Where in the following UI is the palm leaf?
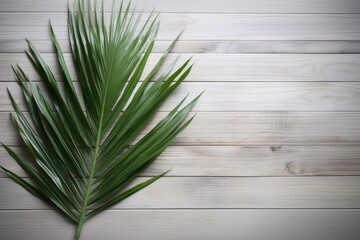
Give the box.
[1,0,201,239]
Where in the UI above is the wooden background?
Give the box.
[1,0,360,239]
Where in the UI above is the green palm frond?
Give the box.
[0,0,200,238]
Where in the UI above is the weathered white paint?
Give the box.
[1,0,360,239]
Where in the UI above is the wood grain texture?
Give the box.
[1,0,360,13]
[1,209,360,240]
[2,53,360,82]
[1,112,360,146]
[2,82,360,111]
[2,40,360,54]
[1,13,360,40]
[2,0,360,238]
[1,176,360,209]
[2,146,360,177]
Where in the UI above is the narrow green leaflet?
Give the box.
[0,0,200,239]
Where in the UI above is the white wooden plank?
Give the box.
[10,111,360,145]
[1,176,360,209]
[2,0,360,13]
[2,82,360,111]
[1,210,360,240]
[2,146,360,177]
[2,112,360,146]
[1,13,360,40]
[2,53,360,82]
[2,40,360,54]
